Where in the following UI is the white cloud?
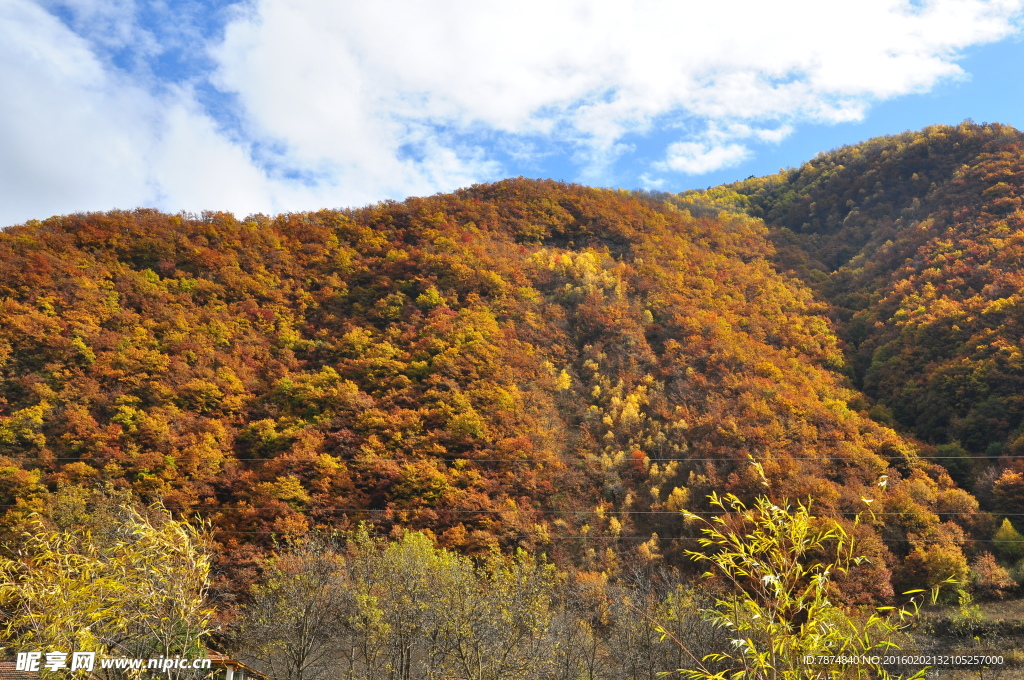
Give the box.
[651,122,795,175]
[37,0,142,52]
[638,173,667,190]
[205,0,1024,198]
[1,0,1022,225]
[0,0,151,219]
[658,142,751,175]
[0,0,362,223]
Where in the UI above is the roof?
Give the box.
[205,651,267,679]
[0,662,39,680]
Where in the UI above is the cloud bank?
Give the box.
[2,0,1022,224]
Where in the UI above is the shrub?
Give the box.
[668,487,950,680]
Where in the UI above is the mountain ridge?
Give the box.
[4,126,1021,598]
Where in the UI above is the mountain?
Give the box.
[0,177,967,597]
[703,122,1024,515]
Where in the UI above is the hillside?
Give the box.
[0,178,964,596]
[709,122,1024,516]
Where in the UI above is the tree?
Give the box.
[354,531,471,680]
[671,489,950,680]
[992,518,1024,561]
[238,539,352,680]
[236,529,565,680]
[969,552,1015,600]
[0,501,213,677]
[441,549,558,680]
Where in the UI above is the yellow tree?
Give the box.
[0,502,213,671]
[673,489,951,680]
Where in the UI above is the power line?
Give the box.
[198,528,1024,545]
[0,505,1011,517]
[3,455,1015,462]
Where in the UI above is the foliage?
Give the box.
[0,179,956,597]
[237,528,718,680]
[968,552,1016,599]
[992,518,1024,561]
[239,538,350,680]
[948,590,983,638]
[3,128,1021,675]
[718,123,1024,464]
[0,498,213,674]
[675,488,949,680]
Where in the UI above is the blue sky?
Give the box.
[3,0,1024,226]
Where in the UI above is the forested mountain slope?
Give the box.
[712,122,1024,514]
[0,179,963,595]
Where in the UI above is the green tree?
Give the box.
[672,490,949,680]
[992,518,1024,561]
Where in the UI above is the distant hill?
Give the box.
[693,123,1024,518]
[0,176,978,597]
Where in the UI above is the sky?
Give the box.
[3,0,1024,226]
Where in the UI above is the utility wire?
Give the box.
[4,455,1014,462]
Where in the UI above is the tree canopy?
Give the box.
[0,178,972,597]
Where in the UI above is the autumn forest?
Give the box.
[4,122,1024,678]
